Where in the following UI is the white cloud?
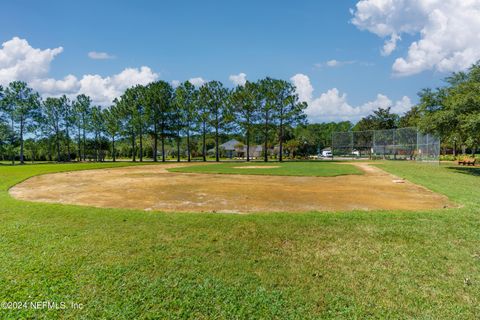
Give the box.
[0,37,159,105]
[188,77,206,87]
[171,80,180,88]
[88,51,115,60]
[381,33,400,56]
[290,74,313,102]
[290,73,412,122]
[392,95,413,114]
[358,94,412,114]
[30,75,80,96]
[109,66,157,92]
[351,0,480,76]
[0,37,63,85]
[77,66,158,105]
[33,66,158,105]
[315,60,356,68]
[326,60,340,67]
[229,72,247,86]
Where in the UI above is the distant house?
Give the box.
[219,139,242,158]
[219,139,263,159]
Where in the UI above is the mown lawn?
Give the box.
[0,161,479,319]
[168,161,362,177]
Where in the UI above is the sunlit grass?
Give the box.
[0,161,479,319]
[168,161,362,177]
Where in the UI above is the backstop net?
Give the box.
[331,127,440,163]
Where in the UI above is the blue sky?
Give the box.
[1,0,478,122]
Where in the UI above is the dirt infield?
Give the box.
[9,163,452,213]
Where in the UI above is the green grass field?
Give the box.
[168,161,362,177]
[0,161,479,319]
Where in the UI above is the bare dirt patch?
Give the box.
[233,166,280,169]
[9,163,452,213]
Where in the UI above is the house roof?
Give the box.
[220,139,242,151]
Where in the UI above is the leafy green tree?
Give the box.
[200,81,232,162]
[0,121,16,162]
[441,66,480,154]
[145,81,173,162]
[174,81,197,162]
[257,77,279,162]
[103,105,122,161]
[354,107,399,131]
[275,80,307,162]
[284,139,300,159]
[4,81,40,164]
[0,111,10,160]
[315,122,352,149]
[399,106,421,128]
[0,86,6,159]
[171,104,183,162]
[91,106,105,161]
[42,97,64,161]
[24,138,40,163]
[230,81,260,161]
[60,95,74,161]
[462,113,480,155]
[416,88,450,132]
[73,94,92,161]
[116,90,138,161]
[197,86,211,162]
[133,85,148,162]
[415,67,477,155]
[293,122,352,156]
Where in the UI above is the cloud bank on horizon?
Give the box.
[0,37,158,105]
[351,0,480,76]
[290,74,412,123]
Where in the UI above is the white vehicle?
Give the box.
[322,150,333,158]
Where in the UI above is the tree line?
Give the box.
[415,63,480,155]
[1,64,478,164]
[351,63,480,156]
[0,78,307,164]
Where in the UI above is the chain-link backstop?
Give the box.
[331,127,440,163]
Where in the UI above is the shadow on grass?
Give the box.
[448,166,480,176]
